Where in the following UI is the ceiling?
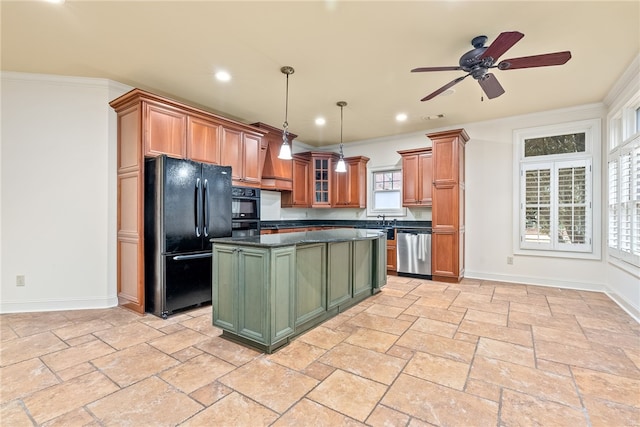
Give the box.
[2,1,638,147]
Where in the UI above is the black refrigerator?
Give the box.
[144,155,232,318]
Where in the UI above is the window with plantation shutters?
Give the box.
[523,166,551,246]
[515,119,600,258]
[608,159,619,249]
[608,134,640,267]
[520,160,591,252]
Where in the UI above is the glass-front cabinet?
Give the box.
[310,152,337,207]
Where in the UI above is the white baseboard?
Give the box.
[465,270,639,322]
[0,296,119,314]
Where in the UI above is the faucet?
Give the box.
[377,214,385,225]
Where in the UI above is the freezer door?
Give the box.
[202,164,232,243]
[146,252,213,318]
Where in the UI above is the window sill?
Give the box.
[514,248,601,261]
[608,256,640,277]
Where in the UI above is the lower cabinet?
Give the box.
[296,243,327,326]
[353,240,373,298]
[327,242,352,309]
[212,236,383,353]
[212,245,295,352]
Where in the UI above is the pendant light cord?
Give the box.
[283,72,289,131]
[340,103,343,148]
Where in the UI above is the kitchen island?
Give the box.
[211,229,387,353]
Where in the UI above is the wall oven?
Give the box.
[231,186,261,237]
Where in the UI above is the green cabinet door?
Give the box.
[237,247,270,343]
[270,246,296,343]
[295,243,326,325]
[327,241,352,309]
[353,239,373,298]
[212,244,295,351]
[212,245,238,332]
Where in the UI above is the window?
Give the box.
[514,119,600,258]
[367,166,406,216]
[608,85,640,268]
[608,135,640,266]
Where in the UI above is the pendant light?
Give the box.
[335,101,347,173]
[278,66,295,160]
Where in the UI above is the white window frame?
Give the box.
[513,119,601,260]
[608,88,640,269]
[367,165,407,217]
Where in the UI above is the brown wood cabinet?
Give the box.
[398,147,432,206]
[187,116,222,164]
[144,102,187,158]
[220,128,263,187]
[109,88,265,314]
[429,129,469,283]
[283,152,369,209]
[309,152,337,208]
[333,156,369,208]
[281,154,311,207]
[387,231,397,272]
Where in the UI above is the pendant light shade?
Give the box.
[335,101,347,173]
[278,66,295,160]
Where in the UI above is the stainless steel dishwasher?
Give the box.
[396,228,432,279]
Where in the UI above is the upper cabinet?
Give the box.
[220,127,264,187]
[187,115,222,164]
[144,102,187,158]
[398,147,433,207]
[309,152,338,208]
[252,122,297,191]
[282,152,368,209]
[281,154,311,207]
[332,156,369,208]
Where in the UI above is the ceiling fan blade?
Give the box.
[421,75,469,101]
[479,31,524,62]
[498,51,572,70]
[411,66,462,73]
[478,73,505,99]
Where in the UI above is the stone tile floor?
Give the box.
[1,276,639,426]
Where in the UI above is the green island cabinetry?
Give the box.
[212,229,386,353]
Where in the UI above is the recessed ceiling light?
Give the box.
[315,117,326,126]
[395,113,408,122]
[214,71,231,82]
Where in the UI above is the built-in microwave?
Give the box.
[231,187,260,220]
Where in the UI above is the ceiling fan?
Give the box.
[411,31,571,101]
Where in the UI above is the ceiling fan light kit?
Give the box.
[412,31,572,101]
[278,66,295,160]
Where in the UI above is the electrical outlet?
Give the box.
[507,256,513,265]
[16,275,25,286]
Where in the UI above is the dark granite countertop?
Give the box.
[211,228,385,248]
[260,219,431,230]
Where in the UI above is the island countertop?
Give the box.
[211,228,385,248]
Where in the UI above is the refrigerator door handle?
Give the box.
[172,253,212,261]
[195,178,202,237]
[203,179,209,237]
